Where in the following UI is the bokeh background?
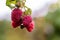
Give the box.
[0,0,60,40]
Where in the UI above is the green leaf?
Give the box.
[6,0,26,9]
[24,6,32,15]
[6,0,16,9]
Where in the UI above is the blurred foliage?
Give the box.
[45,1,60,40]
[0,18,47,40]
[46,8,60,35]
[0,21,7,40]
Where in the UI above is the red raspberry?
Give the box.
[12,20,22,28]
[26,21,34,32]
[12,21,18,28]
[23,15,32,27]
[11,8,23,22]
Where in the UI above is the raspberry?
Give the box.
[26,21,34,32]
[22,15,34,32]
[12,20,22,28]
[11,8,23,22]
[12,21,18,28]
[23,15,32,27]
[12,18,23,28]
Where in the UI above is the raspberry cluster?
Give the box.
[11,8,34,32]
[6,0,34,32]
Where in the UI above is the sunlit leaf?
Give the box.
[24,6,32,15]
[6,0,16,9]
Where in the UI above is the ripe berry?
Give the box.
[11,8,23,22]
[12,20,22,28]
[11,8,23,28]
[12,21,19,28]
[23,15,32,27]
[26,21,34,32]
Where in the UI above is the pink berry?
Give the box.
[23,15,32,27]
[26,21,34,32]
[12,20,22,28]
[11,8,23,22]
